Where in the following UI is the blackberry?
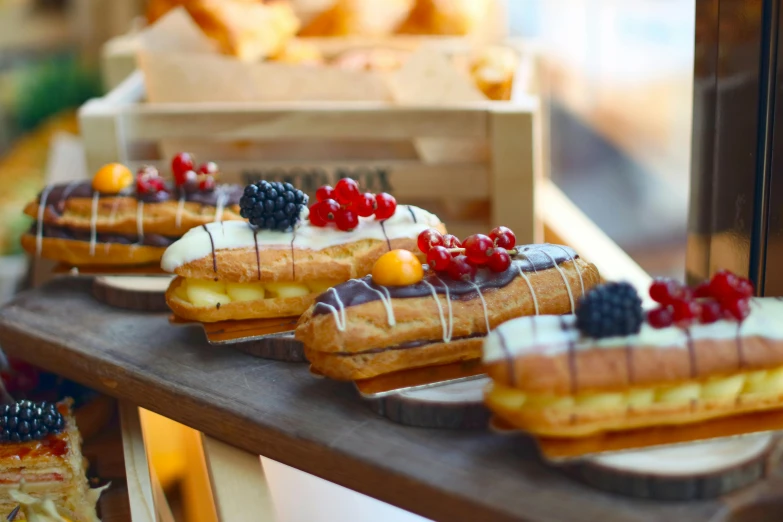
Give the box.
[0,401,64,443]
[576,282,644,339]
[239,181,308,232]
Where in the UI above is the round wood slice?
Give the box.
[368,377,491,429]
[568,434,775,501]
[231,335,306,363]
[91,276,172,312]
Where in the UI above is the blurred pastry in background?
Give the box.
[299,0,414,37]
[331,47,410,71]
[270,39,325,65]
[469,45,517,101]
[147,0,300,61]
[398,0,492,35]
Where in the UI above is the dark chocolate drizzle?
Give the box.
[406,205,417,223]
[685,328,697,378]
[313,244,578,315]
[560,316,578,394]
[625,342,635,385]
[290,229,297,279]
[33,223,177,248]
[379,220,392,251]
[203,225,217,273]
[253,229,262,280]
[36,181,243,215]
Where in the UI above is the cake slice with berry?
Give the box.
[295,227,600,380]
[482,273,783,438]
[162,178,445,322]
[0,399,102,521]
[21,152,244,267]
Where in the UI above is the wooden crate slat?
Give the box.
[119,402,157,522]
[201,434,275,522]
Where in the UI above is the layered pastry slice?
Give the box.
[296,225,600,380]
[163,178,445,322]
[0,399,102,522]
[21,153,244,267]
[483,272,783,438]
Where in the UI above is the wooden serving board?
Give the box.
[3,280,783,522]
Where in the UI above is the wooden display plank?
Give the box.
[0,279,759,522]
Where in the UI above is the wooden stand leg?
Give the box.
[200,434,275,521]
[119,402,157,522]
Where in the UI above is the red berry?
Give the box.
[672,299,700,324]
[198,175,215,191]
[490,226,516,249]
[354,192,376,218]
[316,185,335,202]
[447,255,477,282]
[335,178,360,205]
[710,270,740,300]
[463,234,494,265]
[172,152,195,185]
[649,278,683,305]
[487,249,511,272]
[335,208,359,231]
[722,298,751,321]
[693,282,712,298]
[197,162,219,175]
[736,277,754,298]
[647,306,674,328]
[308,203,328,226]
[374,193,397,220]
[417,229,443,253]
[442,234,462,256]
[427,246,451,271]
[699,300,722,324]
[317,199,341,222]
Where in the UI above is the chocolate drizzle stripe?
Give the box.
[203,225,217,273]
[407,205,417,223]
[379,220,392,251]
[496,329,516,386]
[626,343,635,385]
[313,244,578,314]
[253,229,261,280]
[685,328,697,378]
[334,333,485,357]
[560,316,578,394]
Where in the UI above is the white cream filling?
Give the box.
[483,298,783,363]
[160,205,441,273]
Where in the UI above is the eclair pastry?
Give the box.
[163,179,444,322]
[483,275,782,438]
[297,238,600,381]
[22,157,243,266]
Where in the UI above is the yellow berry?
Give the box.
[92,163,133,194]
[372,249,424,286]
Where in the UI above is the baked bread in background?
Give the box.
[398,0,492,35]
[299,0,414,37]
[146,0,300,61]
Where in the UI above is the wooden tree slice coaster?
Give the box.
[369,377,491,429]
[230,333,306,363]
[568,434,775,501]
[91,276,173,312]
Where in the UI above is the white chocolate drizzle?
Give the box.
[214,187,228,223]
[516,264,539,315]
[88,192,100,256]
[136,201,145,245]
[356,279,396,327]
[469,282,491,333]
[319,287,347,332]
[35,185,54,257]
[175,194,186,229]
[540,250,575,312]
[434,276,454,341]
[553,244,584,297]
[423,280,451,343]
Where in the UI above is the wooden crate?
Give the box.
[78,70,542,244]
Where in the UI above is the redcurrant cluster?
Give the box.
[417,226,516,281]
[173,152,218,192]
[308,178,397,232]
[136,165,166,194]
[647,270,754,328]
